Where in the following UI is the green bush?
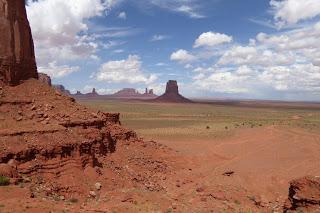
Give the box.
[0,176,10,186]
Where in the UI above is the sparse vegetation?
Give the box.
[0,176,10,186]
[69,198,78,203]
[80,100,320,141]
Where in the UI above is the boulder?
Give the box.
[284,176,320,212]
[0,0,38,85]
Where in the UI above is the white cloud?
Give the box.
[193,66,257,94]
[26,0,109,65]
[118,11,127,19]
[150,34,169,42]
[176,5,205,19]
[156,62,167,66]
[184,64,193,69]
[218,45,294,66]
[270,0,320,28]
[101,40,126,49]
[170,49,196,63]
[194,32,233,48]
[96,55,157,84]
[38,61,80,78]
[113,49,125,53]
[259,63,320,92]
[26,0,124,80]
[147,0,205,19]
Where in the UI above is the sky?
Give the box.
[25,0,320,101]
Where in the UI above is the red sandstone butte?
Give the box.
[155,80,192,103]
[0,0,38,85]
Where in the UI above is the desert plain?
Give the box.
[78,99,320,212]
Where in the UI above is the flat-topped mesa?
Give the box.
[0,0,38,85]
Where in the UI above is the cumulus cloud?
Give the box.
[26,0,112,78]
[270,0,320,28]
[218,45,294,66]
[193,66,257,94]
[194,32,233,48]
[259,63,320,92]
[118,11,127,19]
[38,61,80,78]
[96,55,157,84]
[170,49,196,63]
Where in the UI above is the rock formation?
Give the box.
[155,80,192,103]
[86,88,99,97]
[38,73,51,86]
[53,84,71,96]
[0,0,38,85]
[114,88,139,97]
[284,176,320,212]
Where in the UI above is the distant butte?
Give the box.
[155,80,192,103]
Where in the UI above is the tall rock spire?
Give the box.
[0,0,38,85]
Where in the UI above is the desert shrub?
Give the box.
[0,176,10,186]
[69,198,78,203]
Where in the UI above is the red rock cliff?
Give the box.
[0,0,37,85]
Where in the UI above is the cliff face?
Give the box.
[0,0,38,85]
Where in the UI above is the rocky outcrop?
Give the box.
[155,80,192,103]
[38,73,51,86]
[0,79,174,201]
[284,176,320,212]
[53,84,71,96]
[0,0,38,85]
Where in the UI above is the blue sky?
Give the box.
[26,0,320,101]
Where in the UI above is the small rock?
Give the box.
[95,182,102,190]
[196,187,205,193]
[31,105,36,110]
[89,191,96,197]
[223,171,234,177]
[59,196,65,201]
[16,116,23,121]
